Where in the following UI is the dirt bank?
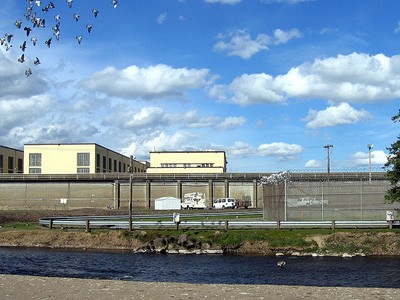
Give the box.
[1,229,400,256]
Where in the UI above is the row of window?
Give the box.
[28,153,145,174]
[95,154,144,173]
[160,163,215,168]
[0,154,23,173]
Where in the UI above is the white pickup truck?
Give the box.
[181,192,207,209]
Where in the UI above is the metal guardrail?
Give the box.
[38,217,393,230]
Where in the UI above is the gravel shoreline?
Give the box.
[1,274,399,300]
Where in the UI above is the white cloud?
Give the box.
[395,21,400,33]
[273,28,302,45]
[305,159,321,168]
[213,28,302,59]
[157,12,167,24]
[227,141,255,156]
[204,0,242,4]
[0,50,49,98]
[0,95,54,134]
[351,150,388,166]
[225,141,303,161]
[209,73,285,105]
[122,130,197,158]
[210,53,400,105]
[82,64,213,100]
[126,107,169,128]
[304,103,370,128]
[276,53,400,103]
[261,0,311,3]
[182,110,220,128]
[258,142,303,160]
[213,29,269,59]
[217,116,246,130]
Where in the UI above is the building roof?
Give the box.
[150,150,225,154]
[0,145,23,152]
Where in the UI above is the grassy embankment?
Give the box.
[1,209,399,255]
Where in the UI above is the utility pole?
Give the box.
[129,155,134,231]
[367,144,373,182]
[323,145,334,179]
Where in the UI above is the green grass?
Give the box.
[0,222,43,230]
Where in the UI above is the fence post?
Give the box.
[331,220,335,230]
[277,220,281,230]
[49,219,53,229]
[225,220,229,231]
[389,220,393,230]
[86,220,91,232]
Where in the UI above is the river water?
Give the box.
[0,247,399,288]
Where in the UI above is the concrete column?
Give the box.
[177,180,182,200]
[146,180,151,208]
[208,180,214,207]
[113,182,120,209]
[253,179,257,208]
[224,180,229,198]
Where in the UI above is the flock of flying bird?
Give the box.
[1,0,119,77]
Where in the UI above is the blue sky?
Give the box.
[0,0,399,172]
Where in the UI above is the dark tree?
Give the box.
[385,110,400,203]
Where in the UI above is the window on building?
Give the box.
[77,168,90,173]
[161,163,177,168]
[0,154,3,172]
[29,168,41,174]
[8,156,14,173]
[17,158,23,173]
[96,154,100,173]
[108,158,112,172]
[29,153,41,166]
[103,156,107,173]
[123,163,126,173]
[29,153,41,174]
[202,163,214,168]
[113,160,117,172]
[118,161,122,172]
[77,153,90,166]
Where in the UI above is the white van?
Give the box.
[213,198,236,209]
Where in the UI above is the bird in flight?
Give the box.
[2,1,118,77]
[25,68,33,77]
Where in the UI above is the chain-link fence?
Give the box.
[263,176,396,221]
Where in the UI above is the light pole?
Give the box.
[367,144,373,182]
[128,155,134,231]
[323,145,334,179]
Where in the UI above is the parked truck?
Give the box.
[181,192,207,209]
[235,198,251,209]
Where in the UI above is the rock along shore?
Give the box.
[1,229,400,257]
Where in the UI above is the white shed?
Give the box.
[154,196,181,210]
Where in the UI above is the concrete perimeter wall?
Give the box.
[0,178,394,221]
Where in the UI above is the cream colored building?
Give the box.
[24,143,147,174]
[147,151,227,173]
[0,145,24,173]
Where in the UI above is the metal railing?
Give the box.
[0,172,388,182]
[39,217,393,230]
